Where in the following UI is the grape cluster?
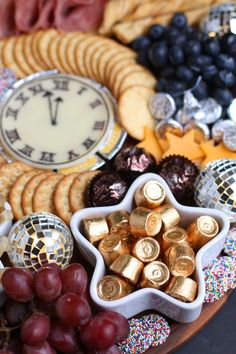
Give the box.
[0,264,129,354]
[131,12,236,109]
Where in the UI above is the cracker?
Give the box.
[54,172,79,225]
[104,51,136,86]
[37,29,58,70]
[58,33,78,73]
[83,37,102,79]
[91,44,110,83]
[31,31,48,70]
[9,170,41,220]
[0,39,7,68]
[66,34,88,74]
[113,17,153,44]
[14,35,34,76]
[48,34,65,72]
[22,172,54,215]
[23,33,44,73]
[118,86,155,140]
[33,174,64,214]
[75,35,99,77]
[0,162,33,201]
[69,171,99,213]
[2,37,25,78]
[118,70,156,96]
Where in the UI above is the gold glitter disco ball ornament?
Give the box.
[194,159,236,222]
[7,212,74,270]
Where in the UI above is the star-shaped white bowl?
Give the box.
[70,173,230,323]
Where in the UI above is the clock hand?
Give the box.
[52,97,63,126]
[43,91,54,125]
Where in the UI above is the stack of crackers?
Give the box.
[99,0,233,43]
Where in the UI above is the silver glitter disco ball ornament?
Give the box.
[195,159,236,222]
[201,3,236,36]
[7,212,74,270]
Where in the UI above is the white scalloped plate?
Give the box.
[70,173,230,323]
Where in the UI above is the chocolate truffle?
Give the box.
[114,147,156,182]
[87,172,128,207]
[157,155,199,204]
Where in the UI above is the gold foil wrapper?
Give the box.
[162,227,189,252]
[132,237,160,263]
[134,181,166,209]
[165,276,198,302]
[187,216,219,249]
[110,254,144,285]
[155,204,180,231]
[97,275,132,301]
[165,244,195,277]
[83,217,109,244]
[130,207,162,237]
[140,261,170,290]
[98,234,130,266]
[107,210,130,240]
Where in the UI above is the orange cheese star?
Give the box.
[200,140,236,168]
[136,126,163,162]
[163,130,205,163]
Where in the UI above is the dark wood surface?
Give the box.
[146,290,233,354]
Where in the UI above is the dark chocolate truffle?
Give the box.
[87,172,128,207]
[157,155,199,203]
[114,147,156,182]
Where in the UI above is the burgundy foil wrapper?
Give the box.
[87,172,128,207]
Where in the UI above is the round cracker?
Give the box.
[69,171,99,213]
[48,35,65,72]
[14,35,34,76]
[108,60,138,92]
[104,51,136,86]
[9,169,41,220]
[66,34,87,74]
[58,33,78,73]
[37,29,58,69]
[118,71,156,97]
[54,172,79,224]
[91,44,110,83]
[0,162,33,200]
[118,86,155,141]
[75,35,99,77]
[33,174,64,214]
[22,172,54,215]
[23,33,44,72]
[83,37,104,80]
[0,39,7,68]
[2,37,25,78]
[31,31,48,70]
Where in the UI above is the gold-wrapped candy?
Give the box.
[98,235,130,266]
[97,275,132,301]
[187,216,219,249]
[110,254,144,285]
[165,276,198,302]
[134,180,166,209]
[140,261,170,290]
[83,217,109,244]
[165,244,195,277]
[162,227,189,252]
[107,210,130,240]
[132,237,160,263]
[155,204,180,231]
[130,207,162,237]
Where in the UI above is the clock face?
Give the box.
[0,72,116,169]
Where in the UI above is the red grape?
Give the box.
[22,341,56,354]
[55,293,91,328]
[80,317,116,351]
[87,344,121,354]
[61,263,87,296]
[40,263,61,273]
[34,268,62,302]
[2,268,34,303]
[3,299,31,327]
[21,313,50,345]
[48,321,79,354]
[96,311,130,343]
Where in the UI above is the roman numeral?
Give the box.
[93,121,105,131]
[78,87,87,95]
[15,92,29,106]
[40,152,56,163]
[6,107,19,120]
[5,129,20,144]
[82,138,95,150]
[90,99,102,109]
[18,144,34,158]
[53,80,69,91]
[68,150,80,161]
[28,84,45,95]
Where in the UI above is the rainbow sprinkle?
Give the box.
[0,68,17,102]
[224,228,236,258]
